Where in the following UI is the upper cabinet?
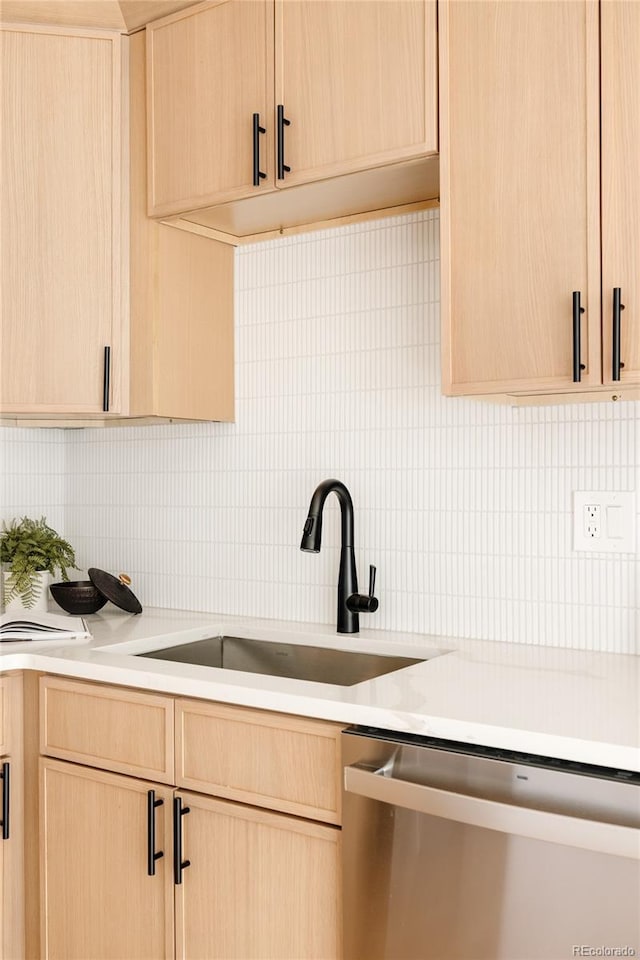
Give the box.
[600,0,640,387]
[129,30,235,423]
[1,25,234,424]
[440,0,639,398]
[1,26,126,416]
[273,0,437,188]
[147,0,275,216]
[146,0,438,236]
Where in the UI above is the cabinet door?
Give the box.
[0,27,125,415]
[440,1,601,395]
[147,0,275,217]
[175,791,341,960]
[1,675,24,960]
[40,759,174,960]
[1,755,22,960]
[0,759,5,960]
[601,0,640,386]
[275,0,437,189]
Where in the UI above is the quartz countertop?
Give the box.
[1,607,638,772]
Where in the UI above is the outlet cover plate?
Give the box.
[573,491,636,553]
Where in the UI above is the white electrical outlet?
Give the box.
[573,491,636,553]
[583,504,600,540]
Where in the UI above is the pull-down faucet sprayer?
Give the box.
[300,479,378,634]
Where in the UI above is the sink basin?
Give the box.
[137,635,431,686]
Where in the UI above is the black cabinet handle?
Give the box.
[102,345,111,412]
[147,790,164,876]
[0,762,9,840]
[572,291,586,383]
[612,287,625,381]
[276,104,291,180]
[173,796,191,885]
[252,113,267,187]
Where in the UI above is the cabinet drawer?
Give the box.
[176,700,344,824]
[40,676,174,783]
[0,676,8,755]
[0,673,21,756]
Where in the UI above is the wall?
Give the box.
[0,427,66,534]
[1,210,638,652]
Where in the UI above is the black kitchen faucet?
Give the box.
[300,479,378,634]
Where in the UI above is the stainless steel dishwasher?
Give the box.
[342,727,640,960]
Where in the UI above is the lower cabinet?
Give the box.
[1,673,24,960]
[0,755,21,960]
[38,677,343,959]
[1,747,23,960]
[175,792,340,960]
[40,761,174,960]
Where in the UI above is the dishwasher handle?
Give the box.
[344,764,639,861]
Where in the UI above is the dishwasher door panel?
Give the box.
[342,731,640,960]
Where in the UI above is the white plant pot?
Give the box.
[2,570,50,614]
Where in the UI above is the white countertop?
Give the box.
[1,607,638,772]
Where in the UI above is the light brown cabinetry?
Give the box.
[440,0,639,399]
[128,29,235,423]
[175,791,340,960]
[40,760,174,960]
[1,26,234,425]
[0,678,11,756]
[600,0,640,387]
[0,674,25,960]
[1,25,127,416]
[147,0,275,216]
[39,677,343,959]
[0,2,198,32]
[147,0,438,238]
[275,0,436,189]
[176,699,342,822]
[40,675,175,782]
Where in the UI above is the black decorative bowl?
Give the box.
[49,581,108,615]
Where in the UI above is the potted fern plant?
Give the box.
[1,516,76,613]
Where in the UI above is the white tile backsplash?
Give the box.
[1,210,638,652]
[0,427,66,533]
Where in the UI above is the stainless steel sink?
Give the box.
[137,635,431,686]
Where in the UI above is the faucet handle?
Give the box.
[368,564,376,600]
[346,564,379,615]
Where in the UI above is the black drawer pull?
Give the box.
[572,291,586,383]
[173,796,191,885]
[252,113,267,187]
[147,790,164,876]
[277,104,291,180]
[0,762,9,840]
[612,287,625,381]
[102,345,111,412]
